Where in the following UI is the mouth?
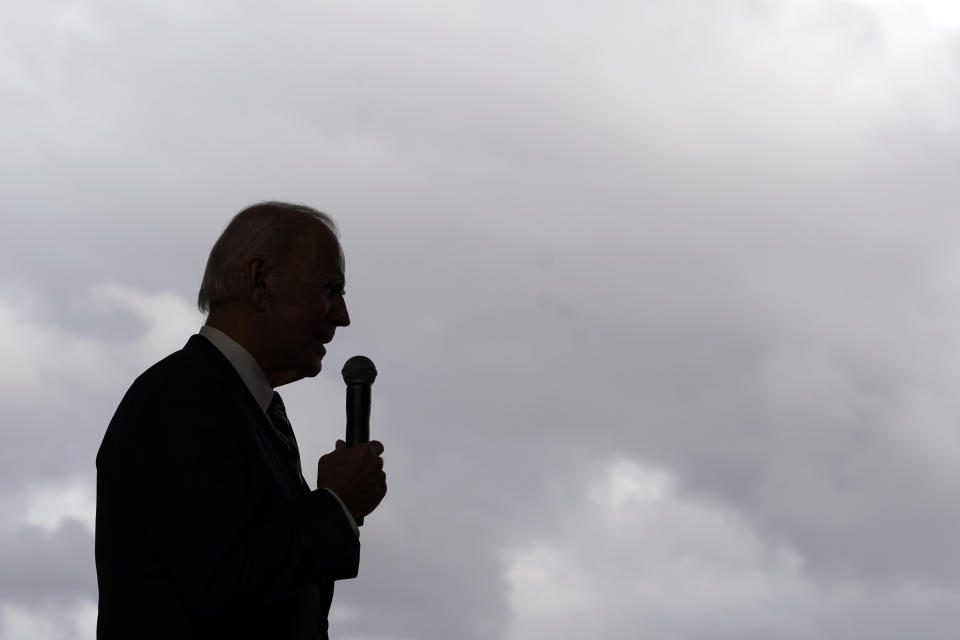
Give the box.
[314,333,333,345]
[313,334,333,355]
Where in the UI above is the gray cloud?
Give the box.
[0,520,95,606]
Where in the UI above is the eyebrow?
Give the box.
[325,277,346,293]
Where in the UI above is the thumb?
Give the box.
[336,439,346,449]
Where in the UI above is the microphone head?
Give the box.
[342,355,378,385]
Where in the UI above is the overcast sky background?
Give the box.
[2,0,960,638]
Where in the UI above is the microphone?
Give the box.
[341,355,378,526]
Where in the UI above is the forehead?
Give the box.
[288,223,344,279]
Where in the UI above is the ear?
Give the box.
[246,258,270,311]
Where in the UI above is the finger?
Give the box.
[368,440,385,456]
[361,451,384,473]
[336,439,346,449]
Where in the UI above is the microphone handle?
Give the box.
[345,382,371,526]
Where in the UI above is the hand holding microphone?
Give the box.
[315,439,386,522]
[315,356,386,524]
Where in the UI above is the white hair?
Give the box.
[197,201,339,314]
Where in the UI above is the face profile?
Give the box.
[262,223,350,383]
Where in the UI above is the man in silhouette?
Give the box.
[95,202,386,639]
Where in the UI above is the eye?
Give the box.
[324,282,345,297]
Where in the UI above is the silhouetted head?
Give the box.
[200,201,350,387]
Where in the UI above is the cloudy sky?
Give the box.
[3,0,960,637]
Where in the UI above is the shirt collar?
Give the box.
[198,325,274,413]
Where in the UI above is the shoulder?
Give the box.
[98,336,247,466]
[106,336,239,434]
[124,334,237,401]
[134,341,211,393]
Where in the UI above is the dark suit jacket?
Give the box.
[95,335,359,640]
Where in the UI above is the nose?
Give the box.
[331,294,350,327]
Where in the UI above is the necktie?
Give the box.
[266,392,306,486]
